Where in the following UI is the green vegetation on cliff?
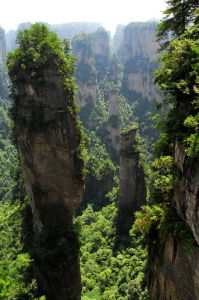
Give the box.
[7,24,75,91]
[155,10,199,158]
[5,24,86,299]
[134,2,199,246]
[2,9,198,298]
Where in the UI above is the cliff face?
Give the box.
[93,28,110,81]
[148,233,199,300]
[5,22,101,52]
[0,27,6,64]
[12,64,84,299]
[0,27,8,99]
[72,28,110,110]
[174,142,199,244]
[148,133,199,299]
[72,33,97,118]
[105,89,121,155]
[51,22,101,40]
[72,29,121,161]
[118,22,160,103]
[117,128,146,237]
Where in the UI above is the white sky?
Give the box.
[0,0,167,34]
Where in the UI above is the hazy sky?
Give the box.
[1,0,167,34]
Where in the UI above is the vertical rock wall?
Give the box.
[13,65,84,300]
[117,128,146,237]
[148,143,199,300]
[148,99,199,299]
[0,27,6,64]
[72,33,97,115]
[117,22,160,103]
[148,233,199,300]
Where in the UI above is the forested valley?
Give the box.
[0,1,199,299]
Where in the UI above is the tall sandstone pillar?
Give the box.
[117,128,146,238]
[7,25,84,300]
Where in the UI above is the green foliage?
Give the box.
[72,33,93,58]
[84,131,116,181]
[157,0,199,48]
[7,23,75,90]
[147,155,176,206]
[76,203,148,299]
[184,112,199,157]
[7,24,85,181]
[155,38,199,104]
[119,95,137,130]
[154,14,199,158]
[136,1,199,256]
[132,204,197,250]
[0,64,8,99]
[75,62,96,84]
[120,125,138,135]
[0,139,19,201]
[0,104,23,202]
[132,204,167,235]
[89,88,109,129]
[78,131,117,212]
[0,201,38,299]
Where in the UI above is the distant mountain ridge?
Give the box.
[5,21,102,52]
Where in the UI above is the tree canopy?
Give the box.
[157,0,199,48]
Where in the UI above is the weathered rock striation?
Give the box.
[148,144,199,300]
[72,29,121,161]
[117,22,160,103]
[174,142,199,245]
[148,233,199,300]
[72,32,97,117]
[15,71,83,300]
[72,27,110,112]
[0,27,6,64]
[92,28,110,81]
[7,25,84,300]
[147,92,199,299]
[117,128,146,237]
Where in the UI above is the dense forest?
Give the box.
[0,0,198,299]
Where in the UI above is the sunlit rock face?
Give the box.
[117,128,146,238]
[72,27,110,112]
[72,29,122,161]
[14,65,84,300]
[117,22,161,103]
[0,27,6,64]
[72,33,97,114]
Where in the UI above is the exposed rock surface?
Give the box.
[117,128,146,237]
[93,28,110,80]
[51,22,101,40]
[0,27,6,64]
[13,65,84,300]
[104,88,121,157]
[148,138,199,299]
[148,233,199,300]
[72,33,97,115]
[72,27,110,109]
[117,22,160,103]
[174,142,199,244]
